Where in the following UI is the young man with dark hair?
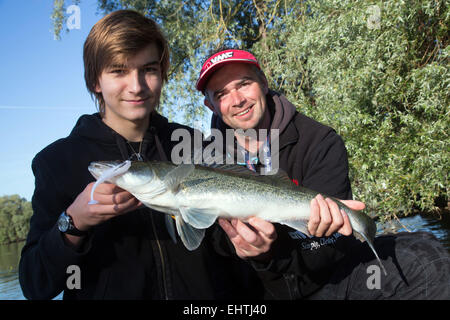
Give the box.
[19,11,265,300]
[196,48,450,299]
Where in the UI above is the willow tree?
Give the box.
[52,0,300,130]
[52,0,449,218]
[252,0,449,218]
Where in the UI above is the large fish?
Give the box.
[88,160,387,275]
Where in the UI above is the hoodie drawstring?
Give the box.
[115,134,130,161]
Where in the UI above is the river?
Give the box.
[0,241,24,300]
[1,212,449,300]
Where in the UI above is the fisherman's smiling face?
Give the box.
[204,63,270,131]
[94,43,162,128]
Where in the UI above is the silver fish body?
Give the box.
[88,160,386,274]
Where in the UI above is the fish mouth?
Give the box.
[88,161,124,179]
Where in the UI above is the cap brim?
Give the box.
[196,58,260,92]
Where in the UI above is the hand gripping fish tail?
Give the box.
[88,160,132,204]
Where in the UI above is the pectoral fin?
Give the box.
[134,183,167,202]
[278,219,311,237]
[164,164,195,192]
[179,206,219,229]
[175,216,205,251]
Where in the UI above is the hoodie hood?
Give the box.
[70,113,119,145]
[268,90,297,132]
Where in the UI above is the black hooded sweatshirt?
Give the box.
[19,112,265,300]
[211,90,358,299]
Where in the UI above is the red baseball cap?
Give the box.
[195,49,261,93]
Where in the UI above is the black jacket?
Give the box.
[211,90,357,298]
[19,112,265,300]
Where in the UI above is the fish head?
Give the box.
[88,160,124,180]
[88,160,155,190]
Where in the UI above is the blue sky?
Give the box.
[0,0,101,200]
[0,0,208,201]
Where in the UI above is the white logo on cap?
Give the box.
[210,52,234,65]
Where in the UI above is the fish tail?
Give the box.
[357,231,388,276]
[336,201,387,275]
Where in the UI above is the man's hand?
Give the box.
[218,217,277,262]
[63,182,141,247]
[308,194,365,237]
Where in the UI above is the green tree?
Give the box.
[51,0,300,129]
[51,0,448,219]
[0,195,32,244]
[253,0,449,219]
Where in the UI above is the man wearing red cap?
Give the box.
[196,48,360,252]
[196,48,450,299]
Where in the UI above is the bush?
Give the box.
[255,0,449,219]
[0,195,32,244]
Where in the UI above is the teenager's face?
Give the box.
[204,63,269,131]
[95,43,162,125]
